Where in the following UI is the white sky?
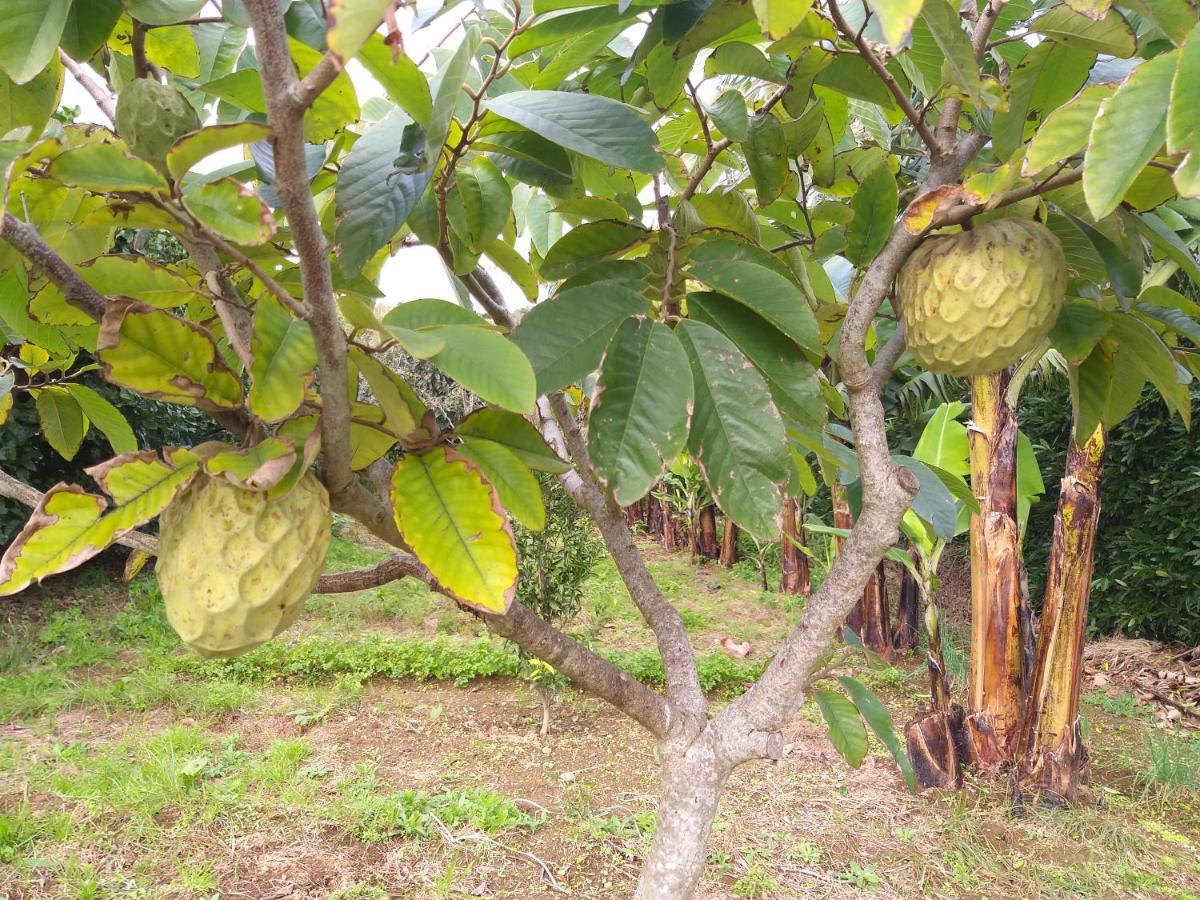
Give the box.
[61,2,518,311]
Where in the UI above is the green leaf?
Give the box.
[205,438,298,491]
[97,299,243,411]
[486,91,663,173]
[1135,213,1200,285]
[511,283,648,394]
[0,450,199,596]
[744,112,787,204]
[349,402,396,470]
[357,35,432,127]
[348,346,437,445]
[869,0,926,49]
[335,109,433,275]
[182,177,275,246]
[911,401,969,476]
[249,295,318,422]
[0,0,69,84]
[46,143,169,193]
[63,384,137,455]
[588,318,693,505]
[1051,299,1110,363]
[838,676,916,790]
[752,0,814,39]
[1083,52,1177,220]
[845,164,898,266]
[676,319,788,540]
[382,299,487,331]
[426,325,537,413]
[326,0,391,60]
[35,387,86,461]
[813,55,898,109]
[1131,0,1197,45]
[1168,22,1200,197]
[1064,213,1142,300]
[919,0,983,107]
[484,240,538,303]
[687,259,819,352]
[1134,302,1200,345]
[454,158,512,254]
[708,90,749,141]
[0,56,63,139]
[540,220,650,281]
[1070,340,1114,442]
[125,0,208,26]
[290,38,360,143]
[61,0,123,60]
[1107,311,1191,426]
[688,291,824,428]
[814,689,868,769]
[1023,84,1112,176]
[457,436,546,531]
[1033,5,1137,57]
[78,254,198,308]
[673,0,758,55]
[457,408,569,474]
[425,27,478,167]
[992,42,1095,160]
[166,122,272,181]
[1016,429,1045,533]
[894,455,960,539]
[390,446,518,613]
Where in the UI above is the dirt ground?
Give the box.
[1,536,1197,899]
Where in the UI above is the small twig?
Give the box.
[131,23,150,80]
[59,52,116,124]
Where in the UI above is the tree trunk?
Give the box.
[646,483,664,540]
[624,499,642,529]
[966,370,1028,767]
[634,742,725,899]
[662,500,683,551]
[779,498,810,594]
[1018,425,1106,805]
[893,547,920,652]
[696,506,720,560]
[719,519,738,568]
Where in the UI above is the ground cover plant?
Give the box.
[0,0,1198,896]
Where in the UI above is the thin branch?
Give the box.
[243,0,355,498]
[1,213,106,320]
[653,177,679,317]
[678,138,732,204]
[295,52,344,111]
[932,166,1082,229]
[870,321,907,392]
[177,233,255,369]
[59,52,116,124]
[827,0,941,155]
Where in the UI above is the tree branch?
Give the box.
[1,213,107,320]
[827,0,941,155]
[870,321,907,392]
[295,52,344,111]
[933,166,1082,229]
[59,52,116,123]
[243,0,355,499]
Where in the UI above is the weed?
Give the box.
[337,783,538,842]
[836,861,882,889]
[1141,731,1200,791]
[1086,689,1147,720]
[789,841,821,863]
[0,798,71,864]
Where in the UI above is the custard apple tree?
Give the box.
[0,0,1196,895]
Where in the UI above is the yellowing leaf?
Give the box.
[46,142,169,193]
[390,446,517,613]
[869,0,927,49]
[166,122,272,180]
[327,0,391,61]
[249,295,317,422]
[204,438,298,490]
[182,177,276,246]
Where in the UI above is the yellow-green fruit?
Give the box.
[156,474,331,658]
[898,218,1067,377]
[115,78,200,173]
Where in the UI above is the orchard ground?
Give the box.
[1,525,1197,899]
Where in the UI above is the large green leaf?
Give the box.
[911,401,969,476]
[687,259,820,352]
[485,91,663,173]
[838,676,916,790]
[290,38,360,143]
[919,0,983,106]
[453,157,512,254]
[0,450,199,596]
[540,221,650,281]
[752,0,814,39]
[426,325,536,413]
[63,384,137,455]
[425,27,478,166]
[688,291,824,428]
[126,0,208,26]
[1107,311,1191,426]
[182,177,275,246]
[457,408,569,473]
[390,446,518,613]
[457,436,545,531]
[35,387,86,461]
[357,34,432,127]
[510,283,647,394]
[869,0,926,49]
[335,109,433,275]
[0,0,69,85]
[1168,23,1200,197]
[587,318,693,505]
[166,122,272,181]
[845,164,899,266]
[1083,52,1177,220]
[0,57,63,138]
[326,0,391,60]
[61,0,123,60]
[744,112,787,204]
[993,42,1095,159]
[81,254,198,308]
[46,143,169,193]
[676,319,788,539]
[249,295,318,422]
[1051,299,1110,362]
[1023,84,1112,176]
[814,688,868,769]
[97,300,243,411]
[1033,5,1137,57]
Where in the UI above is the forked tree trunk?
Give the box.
[1018,425,1106,804]
[719,519,739,568]
[835,484,892,656]
[893,547,920,652]
[966,370,1027,766]
[779,498,810,594]
[696,506,720,560]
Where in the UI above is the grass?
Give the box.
[0,534,1197,897]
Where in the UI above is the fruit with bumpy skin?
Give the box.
[156,473,331,658]
[115,78,201,174]
[898,218,1067,377]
